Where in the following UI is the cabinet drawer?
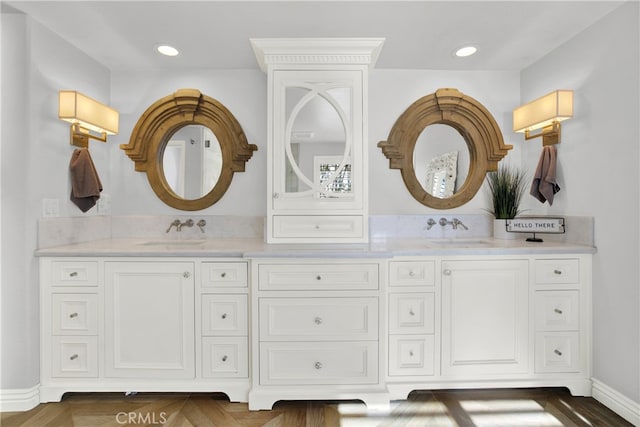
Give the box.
[51,261,99,286]
[272,215,364,239]
[389,293,435,334]
[260,297,377,341]
[202,337,248,378]
[52,336,98,377]
[52,294,98,335]
[535,332,580,373]
[201,262,248,288]
[258,263,378,291]
[535,291,580,331]
[202,295,247,336]
[260,341,378,385]
[535,259,580,285]
[389,335,435,376]
[389,261,435,287]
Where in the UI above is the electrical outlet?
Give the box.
[42,198,59,218]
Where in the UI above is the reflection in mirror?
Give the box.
[414,124,470,199]
[162,125,222,200]
[284,85,351,198]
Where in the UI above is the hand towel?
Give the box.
[69,148,102,212]
[530,145,561,205]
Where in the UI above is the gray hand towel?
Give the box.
[530,145,560,205]
[69,148,102,212]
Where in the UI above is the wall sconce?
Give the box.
[58,90,119,147]
[513,90,573,145]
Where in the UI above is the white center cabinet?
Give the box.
[251,38,384,243]
[39,257,250,403]
[248,259,389,410]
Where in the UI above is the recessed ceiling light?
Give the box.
[455,46,478,57]
[156,44,179,57]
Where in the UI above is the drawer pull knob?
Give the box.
[69,312,79,318]
[315,225,320,230]
[554,269,562,275]
[314,317,323,325]
[554,349,563,356]
[409,309,415,316]
[409,271,415,277]
[409,350,414,357]
[183,272,191,279]
[221,272,227,278]
[69,271,78,277]
[443,269,451,276]
[554,308,563,314]
[222,355,228,362]
[316,275,322,281]
[221,313,227,320]
[314,362,323,370]
[69,354,79,361]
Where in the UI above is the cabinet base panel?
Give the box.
[248,387,390,411]
[39,382,251,404]
[387,378,593,401]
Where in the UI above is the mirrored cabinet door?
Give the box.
[272,70,364,212]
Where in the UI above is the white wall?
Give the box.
[1,13,111,388]
[519,2,639,402]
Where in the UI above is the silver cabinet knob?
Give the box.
[69,312,79,318]
[70,354,79,360]
[220,272,227,278]
[554,349,563,356]
[443,269,452,276]
[409,350,414,357]
[408,270,415,277]
[554,308,563,314]
[553,269,563,275]
[314,362,323,370]
[316,275,322,281]
[183,272,191,278]
[409,309,415,316]
[314,317,323,325]
[222,355,228,362]
[221,313,227,320]
[69,271,78,277]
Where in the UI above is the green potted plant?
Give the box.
[486,164,528,239]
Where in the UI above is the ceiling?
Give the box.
[3,1,624,71]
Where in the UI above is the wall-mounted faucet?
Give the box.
[166,219,195,233]
[438,217,468,230]
[197,219,207,233]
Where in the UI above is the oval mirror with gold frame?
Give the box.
[121,89,257,211]
[378,88,512,209]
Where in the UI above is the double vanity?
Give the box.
[36,231,594,410]
[37,38,594,409]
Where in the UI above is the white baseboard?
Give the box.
[0,385,40,412]
[592,378,640,426]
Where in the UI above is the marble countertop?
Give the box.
[34,237,597,258]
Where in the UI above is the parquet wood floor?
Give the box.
[1,388,632,427]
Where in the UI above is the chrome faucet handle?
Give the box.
[184,219,194,228]
[439,217,450,227]
[452,218,468,230]
[197,219,207,233]
[166,219,181,233]
[425,218,437,230]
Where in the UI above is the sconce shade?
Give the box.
[513,90,573,133]
[59,91,119,146]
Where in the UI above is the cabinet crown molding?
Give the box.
[250,38,385,72]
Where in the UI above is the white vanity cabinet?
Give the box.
[386,253,592,399]
[251,38,384,243]
[39,257,250,403]
[248,259,389,410]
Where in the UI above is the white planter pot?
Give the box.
[493,219,519,240]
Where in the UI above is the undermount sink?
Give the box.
[139,240,206,246]
[426,238,494,247]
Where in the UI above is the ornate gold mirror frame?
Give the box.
[378,88,512,209]
[121,89,257,211]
